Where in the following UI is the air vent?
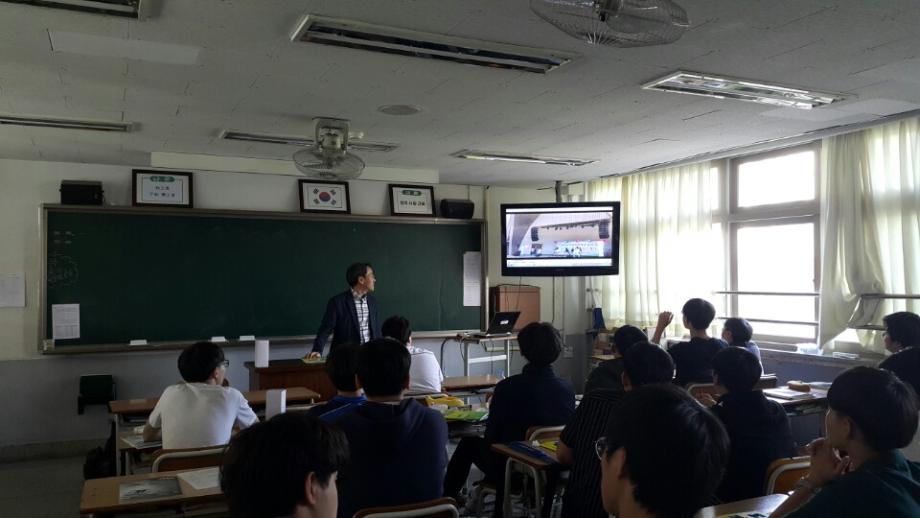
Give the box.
[451,149,596,167]
[291,15,576,74]
[0,114,132,132]
[220,130,398,153]
[1,0,150,18]
[643,71,849,110]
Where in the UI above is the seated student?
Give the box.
[583,324,648,394]
[702,347,795,502]
[443,322,576,515]
[330,338,448,518]
[598,384,730,518]
[558,342,675,518]
[381,315,444,394]
[722,317,762,363]
[664,298,728,386]
[220,412,348,518]
[305,343,366,421]
[143,341,257,449]
[771,367,920,517]
[879,311,920,396]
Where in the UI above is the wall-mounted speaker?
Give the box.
[439,199,474,219]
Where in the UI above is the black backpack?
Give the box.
[83,421,116,479]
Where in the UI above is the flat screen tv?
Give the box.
[501,201,620,277]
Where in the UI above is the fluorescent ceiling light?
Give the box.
[291,15,576,74]
[452,149,596,167]
[0,114,132,132]
[220,130,398,153]
[49,30,200,65]
[1,0,145,18]
[643,71,849,109]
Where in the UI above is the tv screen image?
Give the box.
[501,202,620,277]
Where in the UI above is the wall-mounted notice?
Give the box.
[0,273,25,307]
[52,303,80,340]
[463,252,482,307]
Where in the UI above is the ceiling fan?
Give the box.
[530,0,690,47]
[293,118,366,179]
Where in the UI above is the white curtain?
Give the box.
[588,161,719,331]
[819,117,920,351]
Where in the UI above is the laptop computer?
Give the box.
[471,311,521,337]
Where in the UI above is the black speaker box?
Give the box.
[439,198,474,219]
[60,180,104,205]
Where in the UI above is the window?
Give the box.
[717,144,820,343]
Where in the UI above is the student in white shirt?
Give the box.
[382,316,444,394]
[143,341,258,449]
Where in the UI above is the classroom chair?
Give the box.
[353,497,459,518]
[151,445,226,473]
[78,374,115,414]
[764,456,810,495]
[502,425,567,518]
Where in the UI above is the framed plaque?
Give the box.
[132,170,194,208]
[389,184,435,217]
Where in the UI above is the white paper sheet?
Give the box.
[0,273,25,308]
[51,303,80,339]
[177,467,220,491]
[463,252,482,307]
[265,388,286,420]
[254,339,270,368]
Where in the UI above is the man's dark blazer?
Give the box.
[311,290,381,355]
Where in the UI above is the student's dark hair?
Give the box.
[602,384,729,518]
[883,311,920,348]
[382,315,412,345]
[177,341,225,383]
[324,343,360,392]
[355,338,411,397]
[682,298,717,331]
[723,317,753,345]
[517,322,563,367]
[623,342,674,387]
[345,262,372,287]
[827,366,919,452]
[612,325,648,356]
[712,347,762,392]
[221,412,348,518]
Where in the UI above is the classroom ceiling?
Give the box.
[0,0,919,185]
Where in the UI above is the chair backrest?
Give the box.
[353,497,459,518]
[525,425,565,442]
[151,445,226,473]
[764,456,810,494]
[687,383,725,399]
[755,374,779,390]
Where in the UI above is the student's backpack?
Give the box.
[83,421,116,479]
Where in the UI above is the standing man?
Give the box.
[307,263,381,358]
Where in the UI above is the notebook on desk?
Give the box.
[470,311,521,338]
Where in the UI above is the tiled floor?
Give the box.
[0,455,84,517]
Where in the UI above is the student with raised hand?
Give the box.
[381,315,444,394]
[771,367,920,517]
[305,343,366,421]
[598,384,730,518]
[665,298,728,386]
[558,342,674,518]
[330,338,448,518]
[722,317,762,363]
[220,412,348,518]
[583,324,648,394]
[879,311,920,396]
[443,322,576,516]
[143,341,257,449]
[704,347,795,502]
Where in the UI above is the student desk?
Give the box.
[80,467,223,517]
[765,388,828,417]
[442,375,501,393]
[109,387,319,474]
[244,359,336,401]
[696,493,788,518]
[491,441,566,518]
[449,333,517,376]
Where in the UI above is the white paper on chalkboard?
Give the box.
[463,252,481,307]
[0,273,25,308]
[52,303,80,339]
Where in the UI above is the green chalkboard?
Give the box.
[44,206,483,348]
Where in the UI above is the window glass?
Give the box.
[737,150,815,207]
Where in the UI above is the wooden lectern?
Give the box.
[244,359,336,401]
